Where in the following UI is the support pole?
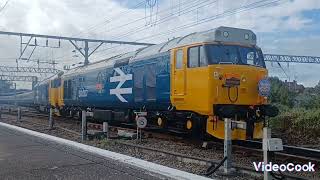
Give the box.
[17,107,21,122]
[263,127,271,180]
[103,122,109,139]
[140,128,142,141]
[0,106,2,120]
[224,118,232,174]
[136,126,139,141]
[84,41,89,65]
[14,83,17,107]
[49,108,53,129]
[81,110,87,141]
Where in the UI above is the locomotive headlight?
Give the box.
[241,77,247,82]
[258,78,271,97]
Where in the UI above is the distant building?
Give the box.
[284,80,305,93]
[0,80,12,93]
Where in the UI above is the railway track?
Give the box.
[2,107,320,161]
[110,141,313,180]
[5,107,320,161]
[0,107,319,179]
[237,140,320,160]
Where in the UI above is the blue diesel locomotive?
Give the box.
[0,27,278,140]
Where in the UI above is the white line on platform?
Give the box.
[0,122,212,180]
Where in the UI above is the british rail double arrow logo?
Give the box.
[110,68,132,102]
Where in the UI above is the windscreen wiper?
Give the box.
[219,62,234,64]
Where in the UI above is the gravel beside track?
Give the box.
[0,111,319,180]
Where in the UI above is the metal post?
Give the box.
[136,126,139,140]
[103,122,109,139]
[17,107,21,122]
[140,128,142,141]
[81,110,87,141]
[20,35,22,55]
[263,127,272,180]
[224,118,232,174]
[84,41,89,65]
[14,83,17,107]
[49,108,53,129]
[0,106,2,120]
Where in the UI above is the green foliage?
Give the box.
[315,80,320,93]
[268,78,320,141]
[270,107,320,137]
[269,77,296,107]
[295,91,320,109]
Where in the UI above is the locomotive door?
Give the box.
[171,48,186,100]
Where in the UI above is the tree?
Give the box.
[269,77,296,107]
[315,80,320,94]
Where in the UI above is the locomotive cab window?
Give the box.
[205,44,266,68]
[187,46,207,68]
[51,78,61,88]
[239,47,265,67]
[175,49,183,69]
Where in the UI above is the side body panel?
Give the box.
[171,44,212,115]
[34,83,49,106]
[62,52,171,110]
[0,91,34,106]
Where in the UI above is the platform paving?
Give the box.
[0,125,169,180]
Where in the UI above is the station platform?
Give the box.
[0,122,210,180]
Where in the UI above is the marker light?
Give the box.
[223,31,229,37]
[244,33,249,40]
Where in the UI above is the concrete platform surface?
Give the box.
[0,125,169,180]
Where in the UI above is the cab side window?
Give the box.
[188,46,207,68]
[175,49,183,69]
[188,47,199,68]
[200,46,207,66]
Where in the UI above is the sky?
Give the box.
[0,0,319,88]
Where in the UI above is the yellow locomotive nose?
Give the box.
[168,27,278,141]
[211,65,268,106]
[204,64,269,140]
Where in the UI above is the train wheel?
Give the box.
[60,109,67,117]
[157,116,167,128]
[186,119,193,130]
[69,110,74,118]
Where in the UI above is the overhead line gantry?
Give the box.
[1,31,319,65]
[264,54,320,64]
[0,75,37,82]
[0,30,154,66]
[0,66,61,74]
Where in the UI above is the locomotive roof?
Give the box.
[133,26,256,60]
[63,26,257,77]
